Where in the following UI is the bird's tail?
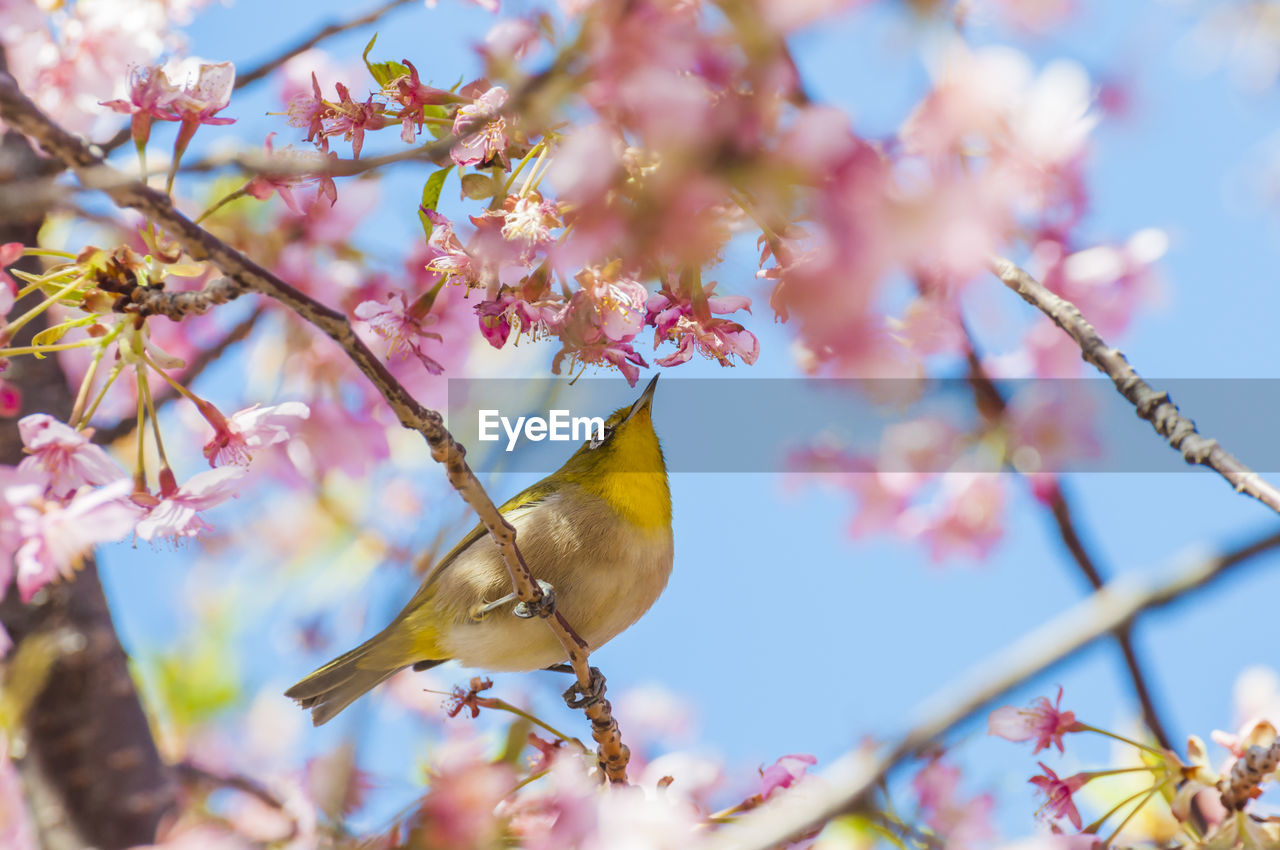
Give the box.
[285,630,422,726]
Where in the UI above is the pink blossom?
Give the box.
[476,284,566,349]
[286,72,328,146]
[0,477,140,602]
[167,60,237,155]
[326,82,389,158]
[202,402,310,467]
[647,280,758,367]
[0,380,19,418]
[901,473,1005,562]
[1029,763,1087,830]
[553,264,651,385]
[0,736,36,850]
[17,414,127,498]
[1,241,23,307]
[283,401,391,480]
[451,86,510,168]
[988,687,1081,754]
[244,133,338,214]
[99,64,184,146]
[136,466,246,541]
[424,210,480,288]
[414,740,515,848]
[354,293,445,374]
[913,758,996,849]
[759,753,817,800]
[386,60,457,143]
[499,194,562,260]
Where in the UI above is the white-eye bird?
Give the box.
[286,374,672,725]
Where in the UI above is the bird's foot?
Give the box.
[513,579,556,619]
[562,666,606,710]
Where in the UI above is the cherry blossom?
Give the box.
[16,413,127,498]
[355,292,446,374]
[201,402,310,468]
[0,476,140,602]
[988,687,1082,754]
[135,466,246,541]
[452,85,510,168]
[1029,763,1087,830]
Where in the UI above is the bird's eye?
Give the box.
[589,427,613,450]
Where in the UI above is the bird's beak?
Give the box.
[625,373,660,421]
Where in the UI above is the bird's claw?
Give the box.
[514,579,556,619]
[562,666,606,710]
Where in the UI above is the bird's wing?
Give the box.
[410,478,557,598]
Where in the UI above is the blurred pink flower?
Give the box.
[902,473,1005,562]
[759,753,817,800]
[0,241,21,310]
[202,402,310,468]
[0,736,36,850]
[988,687,1082,754]
[244,133,338,214]
[135,466,245,541]
[415,740,515,849]
[452,85,510,167]
[1029,763,1087,830]
[0,477,139,601]
[913,758,996,849]
[17,414,127,498]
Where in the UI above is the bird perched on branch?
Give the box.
[286,374,672,725]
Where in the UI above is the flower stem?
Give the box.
[138,369,170,468]
[80,361,125,427]
[194,188,250,224]
[1075,724,1168,759]
[1102,786,1160,847]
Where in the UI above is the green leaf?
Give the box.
[419,165,453,238]
[461,172,495,201]
[362,32,410,89]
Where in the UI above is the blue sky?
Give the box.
[90,0,1280,839]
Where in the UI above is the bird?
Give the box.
[285,373,672,725]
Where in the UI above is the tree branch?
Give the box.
[963,344,1175,751]
[991,255,1280,515]
[696,527,1280,850]
[0,129,176,845]
[0,70,631,782]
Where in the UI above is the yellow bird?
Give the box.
[285,374,672,725]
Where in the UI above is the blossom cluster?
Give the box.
[989,684,1280,847]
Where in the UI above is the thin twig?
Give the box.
[962,344,1175,751]
[991,255,1280,515]
[0,69,630,783]
[695,527,1280,850]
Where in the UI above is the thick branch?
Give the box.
[991,255,1280,515]
[0,133,176,844]
[963,345,1174,750]
[0,70,629,781]
[697,527,1280,850]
